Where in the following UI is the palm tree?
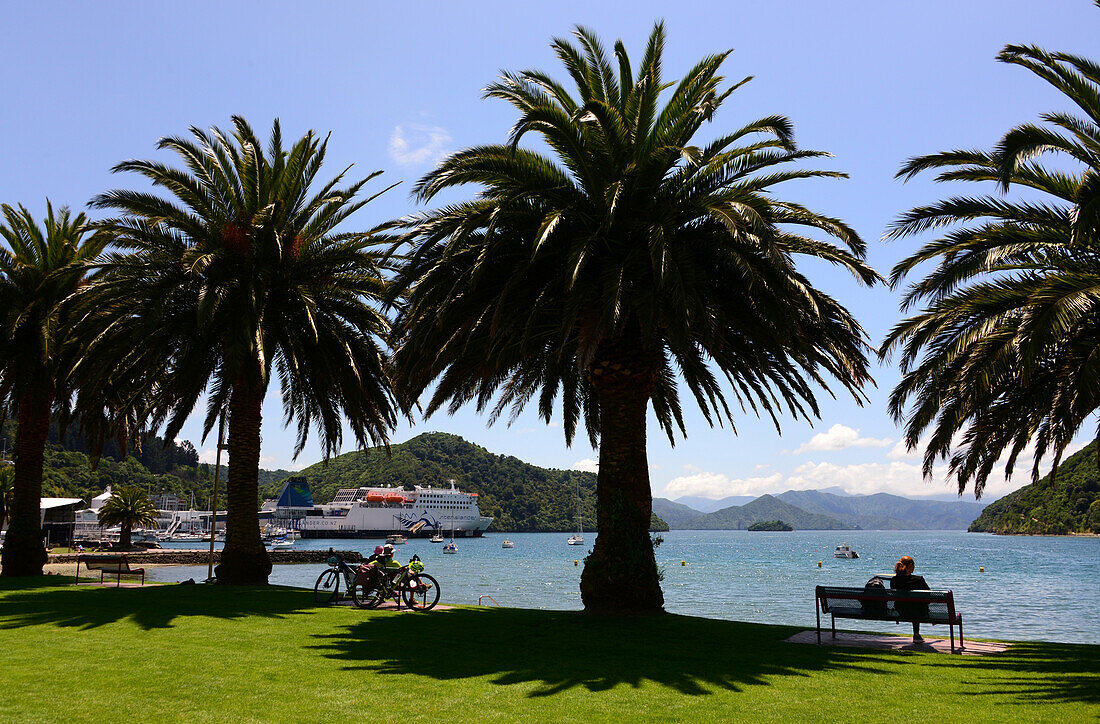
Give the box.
[882,33,1100,497]
[389,24,879,612]
[0,203,106,576]
[88,117,398,584]
[0,464,14,536]
[96,486,158,548]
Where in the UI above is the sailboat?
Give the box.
[567,480,585,546]
[429,527,444,543]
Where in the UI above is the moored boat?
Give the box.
[834,543,859,559]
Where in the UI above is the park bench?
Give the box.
[815,583,964,653]
[75,554,146,587]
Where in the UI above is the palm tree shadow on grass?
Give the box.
[0,578,318,631]
[925,641,1100,706]
[310,607,894,697]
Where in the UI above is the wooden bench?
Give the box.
[76,554,145,587]
[816,584,964,653]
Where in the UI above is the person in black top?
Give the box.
[890,555,929,642]
[356,545,388,588]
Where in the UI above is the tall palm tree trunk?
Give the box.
[580,354,664,613]
[1,386,53,577]
[214,377,271,585]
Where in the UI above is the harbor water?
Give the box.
[152,529,1100,645]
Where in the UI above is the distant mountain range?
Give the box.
[688,495,858,530]
[673,495,757,514]
[654,488,989,530]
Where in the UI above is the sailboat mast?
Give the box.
[577,479,582,536]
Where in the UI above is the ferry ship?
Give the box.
[297,480,493,539]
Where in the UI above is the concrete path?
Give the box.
[785,629,1010,655]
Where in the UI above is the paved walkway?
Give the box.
[785,629,1010,655]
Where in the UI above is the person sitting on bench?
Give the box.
[891,555,930,642]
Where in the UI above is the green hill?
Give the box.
[969,441,1100,534]
[747,520,793,531]
[0,419,256,506]
[652,498,705,528]
[271,432,668,533]
[686,495,856,530]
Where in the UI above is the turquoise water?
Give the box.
[150,530,1100,644]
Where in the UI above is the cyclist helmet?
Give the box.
[373,545,384,555]
[382,543,395,557]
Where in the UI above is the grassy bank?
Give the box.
[0,579,1096,723]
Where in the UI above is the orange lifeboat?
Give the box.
[365,491,385,503]
[384,493,405,503]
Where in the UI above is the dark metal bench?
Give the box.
[815,584,964,653]
[76,554,145,587]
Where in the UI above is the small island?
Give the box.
[748,520,793,531]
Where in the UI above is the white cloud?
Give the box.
[389,124,451,167]
[657,436,1090,502]
[887,439,921,461]
[793,424,892,454]
[662,471,783,498]
[786,460,940,497]
[572,458,599,473]
[198,448,218,464]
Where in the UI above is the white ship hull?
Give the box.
[298,483,493,539]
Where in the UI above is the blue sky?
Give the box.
[2,1,1096,501]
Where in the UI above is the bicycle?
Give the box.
[351,554,440,611]
[313,553,362,605]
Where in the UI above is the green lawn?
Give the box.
[0,579,1096,723]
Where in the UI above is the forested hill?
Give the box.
[3,419,291,505]
[969,441,1100,534]
[272,432,668,533]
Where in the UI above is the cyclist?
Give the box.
[356,545,390,588]
[380,543,402,572]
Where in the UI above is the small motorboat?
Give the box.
[385,534,408,545]
[270,539,294,551]
[834,544,859,559]
[442,541,458,554]
[501,540,514,549]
